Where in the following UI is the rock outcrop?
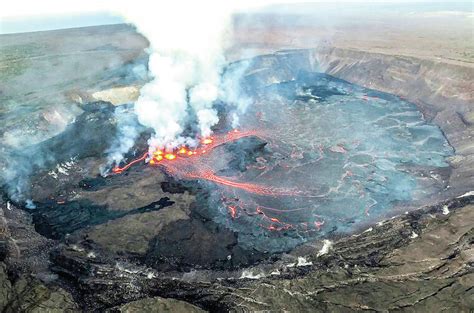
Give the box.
[108,297,205,313]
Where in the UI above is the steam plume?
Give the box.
[102,105,142,174]
[124,2,234,152]
[221,59,253,128]
[1,1,264,202]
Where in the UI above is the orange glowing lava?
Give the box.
[111,129,263,174]
[111,152,148,174]
[190,170,302,197]
[111,129,303,198]
[164,153,176,160]
[109,128,323,233]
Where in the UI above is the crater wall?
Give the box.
[246,47,473,197]
[312,47,473,196]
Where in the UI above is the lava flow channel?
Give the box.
[110,128,325,233]
[162,161,303,197]
[111,152,148,174]
[189,170,302,197]
[110,129,304,198]
[111,129,263,174]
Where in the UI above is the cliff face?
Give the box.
[2,192,472,312]
[314,47,473,106]
[312,47,474,197]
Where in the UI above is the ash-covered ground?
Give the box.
[0,19,473,312]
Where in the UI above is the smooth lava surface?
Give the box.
[185,72,453,253]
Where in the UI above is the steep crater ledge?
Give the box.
[247,47,474,198]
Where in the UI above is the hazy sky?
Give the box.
[1,1,471,34]
[0,12,124,34]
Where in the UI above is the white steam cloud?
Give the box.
[220,59,253,128]
[103,105,142,172]
[1,1,267,200]
[124,3,234,152]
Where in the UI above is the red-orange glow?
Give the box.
[178,169,302,197]
[107,130,325,233]
[222,199,324,233]
[164,153,176,160]
[228,205,237,218]
[112,152,148,174]
[107,128,328,234]
[111,129,264,174]
[150,154,163,165]
[314,220,325,230]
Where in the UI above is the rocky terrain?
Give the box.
[1,184,472,311]
[1,9,473,312]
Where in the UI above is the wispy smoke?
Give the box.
[1,142,49,206]
[220,59,253,128]
[102,105,142,174]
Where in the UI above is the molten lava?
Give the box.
[111,129,324,233]
[164,153,176,160]
[112,130,263,174]
[111,152,148,174]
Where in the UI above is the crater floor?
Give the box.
[200,71,454,252]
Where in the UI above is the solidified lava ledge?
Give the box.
[1,22,473,312]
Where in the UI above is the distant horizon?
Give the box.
[1,1,471,35]
[0,12,125,35]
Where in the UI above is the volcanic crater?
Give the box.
[1,24,473,312]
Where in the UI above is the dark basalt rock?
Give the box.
[27,101,117,165]
[30,198,174,239]
[107,296,205,313]
[160,179,189,194]
[222,137,267,173]
[48,244,214,311]
[79,176,109,191]
[36,195,473,312]
[0,263,78,312]
[268,72,347,103]
[145,213,267,271]
[0,41,472,312]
